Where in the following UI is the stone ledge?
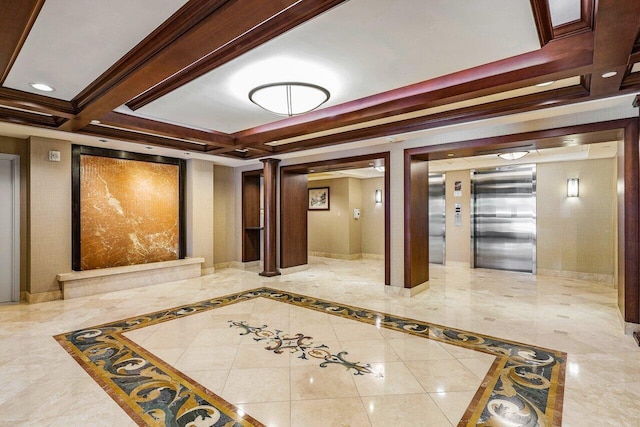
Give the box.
[57,258,204,299]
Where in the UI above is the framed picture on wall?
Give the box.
[308,187,330,210]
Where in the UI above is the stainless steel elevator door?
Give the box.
[428,173,445,264]
[472,165,536,273]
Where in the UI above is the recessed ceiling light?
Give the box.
[309,169,315,173]
[447,153,455,157]
[535,81,555,87]
[29,82,55,92]
[601,71,618,78]
[90,120,101,125]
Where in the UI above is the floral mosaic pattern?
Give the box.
[228,320,383,377]
[55,287,566,426]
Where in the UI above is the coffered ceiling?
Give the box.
[0,0,639,162]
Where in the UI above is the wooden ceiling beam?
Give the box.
[588,0,640,97]
[126,0,348,111]
[0,0,45,84]
[98,112,235,147]
[78,124,209,153]
[0,87,76,118]
[59,0,348,133]
[236,32,594,146]
[270,86,591,155]
[0,105,58,128]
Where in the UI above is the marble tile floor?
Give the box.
[0,256,639,426]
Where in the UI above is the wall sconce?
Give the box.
[375,188,383,204]
[567,178,579,197]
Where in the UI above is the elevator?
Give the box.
[0,155,19,304]
[471,165,536,273]
[428,173,445,264]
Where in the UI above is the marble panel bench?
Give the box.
[56,257,205,299]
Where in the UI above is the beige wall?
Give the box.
[445,169,471,265]
[308,178,351,255]
[186,159,214,270]
[537,158,616,277]
[308,177,384,256]
[213,165,237,264]
[361,177,385,255]
[0,136,28,293]
[28,137,72,297]
[348,178,362,255]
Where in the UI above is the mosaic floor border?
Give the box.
[54,287,566,426]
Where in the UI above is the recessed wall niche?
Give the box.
[72,145,186,271]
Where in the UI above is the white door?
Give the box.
[0,157,18,303]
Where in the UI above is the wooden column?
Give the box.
[404,156,429,288]
[260,158,281,277]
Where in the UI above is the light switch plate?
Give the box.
[48,150,61,162]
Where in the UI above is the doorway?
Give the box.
[280,153,390,285]
[0,154,20,304]
[471,165,536,273]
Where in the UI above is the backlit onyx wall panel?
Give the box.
[73,146,185,271]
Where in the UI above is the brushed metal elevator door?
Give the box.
[472,165,536,273]
[0,159,14,302]
[428,174,445,264]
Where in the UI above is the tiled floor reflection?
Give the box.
[1,257,639,426]
[56,288,564,426]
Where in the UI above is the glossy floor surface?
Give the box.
[1,257,639,426]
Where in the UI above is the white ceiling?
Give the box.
[4,0,189,100]
[131,0,540,133]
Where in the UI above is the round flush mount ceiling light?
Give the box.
[249,82,330,117]
[601,71,618,78]
[29,82,55,92]
[498,151,529,160]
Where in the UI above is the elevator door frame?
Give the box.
[470,164,537,274]
[0,154,20,304]
[428,173,446,265]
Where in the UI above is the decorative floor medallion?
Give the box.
[55,287,566,426]
[228,320,383,377]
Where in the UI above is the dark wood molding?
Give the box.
[0,105,58,128]
[61,0,340,133]
[403,156,429,288]
[588,0,640,97]
[266,85,590,155]
[552,0,594,39]
[126,0,349,111]
[71,144,186,271]
[0,87,77,118]
[623,118,640,323]
[260,158,281,277]
[78,124,211,153]
[235,32,594,146]
[280,169,308,268]
[530,0,554,46]
[72,0,229,112]
[406,118,631,160]
[242,170,262,263]
[0,0,45,84]
[97,112,235,147]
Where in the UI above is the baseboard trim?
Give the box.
[537,269,614,285]
[384,281,429,297]
[25,290,62,303]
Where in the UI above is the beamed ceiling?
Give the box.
[0,0,639,162]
